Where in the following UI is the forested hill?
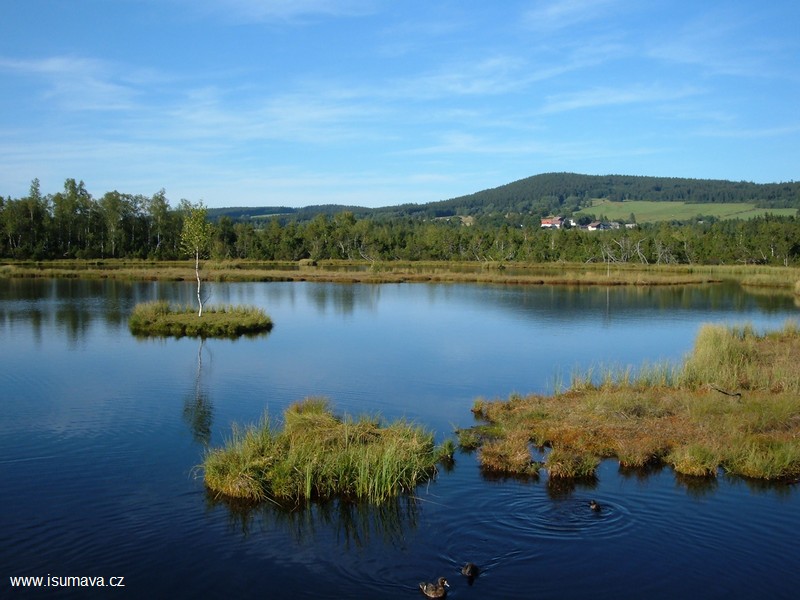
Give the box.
[207,204,373,221]
[372,173,800,220]
[208,173,800,223]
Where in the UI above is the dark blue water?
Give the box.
[1,278,799,598]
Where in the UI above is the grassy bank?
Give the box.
[129,300,272,338]
[203,398,451,505]
[7,258,800,289]
[459,321,800,481]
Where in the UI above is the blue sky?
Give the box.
[1,0,798,208]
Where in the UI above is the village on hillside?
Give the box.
[540,216,638,231]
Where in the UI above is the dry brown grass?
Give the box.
[0,258,741,286]
[461,321,800,481]
[4,259,800,291]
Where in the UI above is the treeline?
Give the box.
[2,178,799,265]
[1,179,182,259]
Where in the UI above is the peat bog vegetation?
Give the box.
[203,318,800,507]
[128,300,272,338]
[4,258,800,502]
[460,321,800,482]
[203,398,454,505]
[4,258,800,291]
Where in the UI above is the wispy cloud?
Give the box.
[540,84,700,114]
[183,0,379,22]
[694,123,800,140]
[401,130,615,160]
[157,85,391,146]
[522,0,621,31]
[376,18,466,58]
[397,56,530,98]
[647,9,799,78]
[0,55,140,111]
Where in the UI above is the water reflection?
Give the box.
[483,282,798,327]
[1,278,796,345]
[618,462,667,482]
[3,277,800,598]
[674,472,720,497]
[306,282,381,315]
[725,474,800,497]
[207,493,420,549]
[544,476,598,499]
[183,339,213,445]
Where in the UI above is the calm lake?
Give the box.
[2,278,800,599]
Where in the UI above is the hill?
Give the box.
[407,173,800,219]
[213,173,800,223]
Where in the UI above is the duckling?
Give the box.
[461,562,480,578]
[589,499,601,512]
[419,577,449,598]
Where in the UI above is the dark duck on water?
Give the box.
[461,562,479,578]
[419,577,449,598]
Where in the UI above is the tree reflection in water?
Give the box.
[183,338,213,446]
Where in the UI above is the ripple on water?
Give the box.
[435,482,635,558]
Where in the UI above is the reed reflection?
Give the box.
[674,472,720,498]
[545,476,598,500]
[206,493,420,549]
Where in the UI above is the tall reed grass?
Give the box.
[203,398,449,505]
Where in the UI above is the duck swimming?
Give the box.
[589,500,601,512]
[461,562,480,578]
[419,577,449,598]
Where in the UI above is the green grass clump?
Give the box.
[128,300,272,338]
[667,444,721,477]
[203,398,449,505]
[679,321,800,393]
[202,415,277,501]
[461,321,800,481]
[545,448,599,479]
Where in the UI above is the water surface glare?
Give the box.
[2,278,799,598]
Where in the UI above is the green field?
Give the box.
[575,200,798,223]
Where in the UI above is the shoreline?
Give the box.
[3,259,799,291]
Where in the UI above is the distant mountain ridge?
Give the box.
[208,172,800,222]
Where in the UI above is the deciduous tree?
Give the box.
[180,201,213,316]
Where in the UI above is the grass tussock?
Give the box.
[128,300,272,338]
[478,428,541,476]
[203,398,449,505]
[462,321,800,481]
[545,448,600,479]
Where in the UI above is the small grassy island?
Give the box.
[459,321,800,481]
[203,398,453,504]
[128,300,273,338]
